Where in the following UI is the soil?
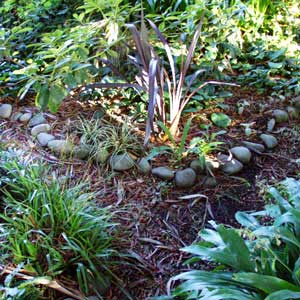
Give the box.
[0,88,299,300]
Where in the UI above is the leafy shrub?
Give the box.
[166,177,300,299]
[0,149,117,297]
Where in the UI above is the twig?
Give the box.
[1,266,86,300]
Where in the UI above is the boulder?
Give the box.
[218,154,243,175]
[292,96,300,109]
[175,168,196,188]
[260,134,278,149]
[110,153,135,171]
[137,158,152,174]
[31,123,51,136]
[267,118,276,132]
[230,146,251,164]
[0,104,13,119]
[73,145,91,159]
[152,167,174,180]
[94,148,110,164]
[37,133,55,146]
[48,140,74,155]
[28,113,46,127]
[287,106,300,119]
[190,159,206,174]
[202,176,218,188]
[11,112,22,121]
[272,109,288,123]
[19,112,32,122]
[242,141,265,153]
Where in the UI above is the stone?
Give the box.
[260,134,278,149]
[202,176,217,188]
[48,140,74,155]
[73,145,91,159]
[37,133,55,146]
[218,154,243,175]
[267,118,276,132]
[0,104,13,119]
[94,148,110,164]
[292,96,300,109]
[190,159,206,174]
[152,167,174,181]
[272,109,289,123]
[11,112,22,121]
[242,141,265,153]
[137,158,152,173]
[19,112,32,122]
[110,153,135,171]
[175,168,196,188]
[230,146,251,164]
[31,123,51,136]
[287,106,300,119]
[28,113,47,127]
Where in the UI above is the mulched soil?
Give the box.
[0,88,299,300]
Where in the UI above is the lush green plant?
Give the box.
[188,129,225,171]
[165,177,300,299]
[76,118,145,162]
[126,14,238,144]
[0,149,118,297]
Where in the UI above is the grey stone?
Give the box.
[287,106,300,119]
[202,176,218,188]
[260,134,278,149]
[19,112,32,122]
[152,167,174,180]
[175,168,196,188]
[73,145,91,159]
[292,96,300,109]
[242,141,265,153]
[94,148,110,164]
[48,140,74,155]
[28,113,46,127]
[230,146,251,164]
[267,118,276,132]
[31,123,51,136]
[0,104,13,119]
[11,112,22,121]
[272,109,289,123]
[110,153,135,171]
[37,133,55,146]
[219,154,243,175]
[137,158,152,173]
[190,159,206,174]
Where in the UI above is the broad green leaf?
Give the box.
[48,84,67,112]
[211,113,231,128]
[235,212,260,230]
[183,226,255,272]
[234,273,300,294]
[268,62,283,69]
[266,290,300,300]
[36,84,49,111]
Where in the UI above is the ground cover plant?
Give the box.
[0,149,119,299]
[165,177,300,299]
[0,0,300,299]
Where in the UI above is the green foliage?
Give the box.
[0,149,118,297]
[76,118,144,161]
[165,177,300,299]
[188,130,225,171]
[154,117,193,162]
[211,112,232,128]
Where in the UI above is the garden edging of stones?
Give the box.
[1,96,300,189]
